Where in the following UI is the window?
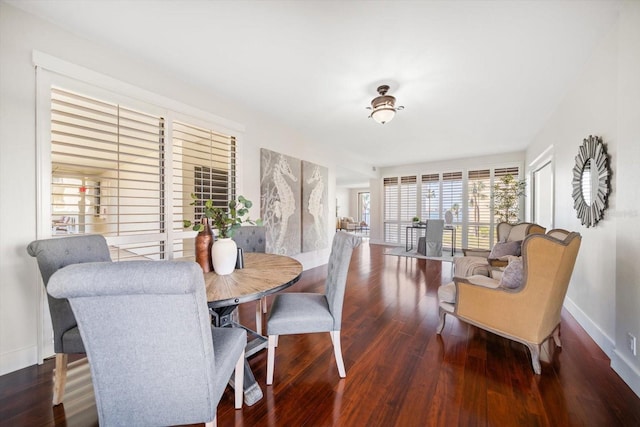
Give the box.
[383,166,521,251]
[467,169,491,248]
[421,174,439,220]
[441,172,463,250]
[172,121,236,231]
[384,177,399,243]
[50,87,237,260]
[358,192,370,225]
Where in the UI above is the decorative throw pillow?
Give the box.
[499,257,524,289]
[488,240,522,259]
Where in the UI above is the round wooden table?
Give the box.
[204,252,303,308]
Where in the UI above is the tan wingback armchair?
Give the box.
[437,230,581,374]
[454,222,546,277]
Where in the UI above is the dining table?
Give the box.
[203,252,303,406]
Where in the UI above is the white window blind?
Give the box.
[172,121,236,231]
[384,177,399,243]
[441,172,463,250]
[50,87,237,261]
[467,169,491,249]
[421,174,440,220]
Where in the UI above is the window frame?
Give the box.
[35,55,245,255]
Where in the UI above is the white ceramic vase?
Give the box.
[212,237,237,275]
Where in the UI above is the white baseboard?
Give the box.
[563,296,615,358]
[0,345,38,376]
[611,351,640,398]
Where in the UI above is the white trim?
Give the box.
[564,296,615,358]
[528,145,554,228]
[611,351,640,398]
[0,345,38,376]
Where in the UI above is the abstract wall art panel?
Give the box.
[260,148,301,255]
[302,160,328,251]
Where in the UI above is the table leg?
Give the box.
[210,305,264,406]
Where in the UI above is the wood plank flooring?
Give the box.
[1,240,639,426]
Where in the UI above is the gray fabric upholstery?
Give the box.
[268,231,361,335]
[27,234,112,353]
[232,226,266,253]
[422,219,444,257]
[47,260,246,426]
[267,293,334,335]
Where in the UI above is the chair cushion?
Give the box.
[453,256,490,278]
[438,275,500,305]
[488,240,522,259]
[267,293,334,335]
[438,282,457,304]
[499,257,524,289]
[210,327,246,405]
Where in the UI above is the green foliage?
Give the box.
[183,194,262,238]
[492,174,526,224]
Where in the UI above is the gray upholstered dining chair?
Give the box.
[417,219,444,256]
[47,260,246,427]
[266,231,361,385]
[27,234,112,405]
[233,226,268,334]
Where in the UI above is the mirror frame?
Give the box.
[571,135,610,228]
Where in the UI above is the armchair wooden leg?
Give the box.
[52,353,68,405]
[262,296,267,313]
[266,335,277,385]
[331,330,346,378]
[234,350,244,409]
[436,308,446,334]
[552,325,562,347]
[525,342,542,374]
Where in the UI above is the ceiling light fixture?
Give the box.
[367,85,404,124]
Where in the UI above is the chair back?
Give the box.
[325,231,362,329]
[496,222,546,243]
[47,260,218,426]
[233,225,266,253]
[425,219,444,256]
[521,232,581,342]
[27,235,111,353]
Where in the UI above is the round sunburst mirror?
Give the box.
[571,135,611,228]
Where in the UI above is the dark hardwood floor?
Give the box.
[2,240,639,426]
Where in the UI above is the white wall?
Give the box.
[612,1,640,396]
[0,3,352,375]
[526,1,639,396]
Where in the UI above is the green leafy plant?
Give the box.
[412,216,420,222]
[183,194,261,238]
[492,174,526,224]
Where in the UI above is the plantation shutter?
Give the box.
[51,88,166,260]
[50,87,237,261]
[467,169,491,249]
[442,172,463,250]
[172,122,236,230]
[384,177,399,243]
[421,174,440,220]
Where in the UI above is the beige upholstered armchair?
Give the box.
[454,222,546,277]
[437,230,581,374]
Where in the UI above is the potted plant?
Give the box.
[184,194,261,274]
[492,174,526,224]
[412,216,421,225]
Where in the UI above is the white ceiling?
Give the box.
[7,0,622,186]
